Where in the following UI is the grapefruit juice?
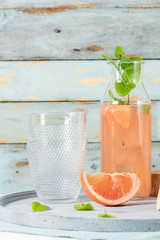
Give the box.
[100,103,151,197]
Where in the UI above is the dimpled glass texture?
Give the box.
[28,112,87,203]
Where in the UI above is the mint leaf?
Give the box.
[122,70,133,83]
[121,62,130,70]
[122,63,134,71]
[114,46,124,59]
[122,63,141,84]
[115,80,136,97]
[133,63,141,83]
[98,212,115,218]
[121,56,143,83]
[121,58,131,61]
[122,57,143,61]
[32,202,50,212]
[108,90,125,105]
[108,89,115,99]
[141,104,150,114]
[130,56,143,61]
[74,202,94,211]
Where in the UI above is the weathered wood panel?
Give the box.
[0,9,159,60]
[0,101,158,143]
[0,144,31,193]
[0,143,100,193]
[0,60,159,101]
[152,102,160,141]
[0,142,159,194]
[1,1,99,9]
[0,0,160,9]
[0,102,100,143]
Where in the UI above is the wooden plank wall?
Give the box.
[0,0,160,193]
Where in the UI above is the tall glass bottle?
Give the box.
[100,61,151,198]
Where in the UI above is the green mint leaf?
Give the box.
[122,70,133,83]
[122,63,141,84]
[32,202,50,212]
[108,89,114,99]
[122,57,143,62]
[122,63,134,71]
[133,63,141,83]
[122,68,140,84]
[121,58,133,72]
[74,202,94,211]
[114,46,124,59]
[130,56,143,61]
[115,80,136,97]
[121,57,143,81]
[141,104,150,114]
[108,90,125,105]
[121,58,131,61]
[98,212,115,218]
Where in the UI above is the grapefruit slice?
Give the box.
[81,170,140,206]
[110,106,131,128]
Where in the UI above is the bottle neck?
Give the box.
[108,61,144,85]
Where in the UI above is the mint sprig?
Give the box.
[32,202,50,212]
[74,202,94,211]
[102,46,143,104]
[98,212,115,218]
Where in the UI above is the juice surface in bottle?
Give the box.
[100,103,151,198]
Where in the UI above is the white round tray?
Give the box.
[0,190,159,232]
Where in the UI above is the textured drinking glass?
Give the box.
[28,112,87,203]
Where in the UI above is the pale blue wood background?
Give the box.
[0,0,159,193]
[0,61,159,101]
[0,8,159,60]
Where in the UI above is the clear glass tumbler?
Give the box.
[28,112,87,203]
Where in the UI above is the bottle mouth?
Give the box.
[108,60,145,64]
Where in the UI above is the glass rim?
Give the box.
[107,60,145,64]
[28,111,86,117]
